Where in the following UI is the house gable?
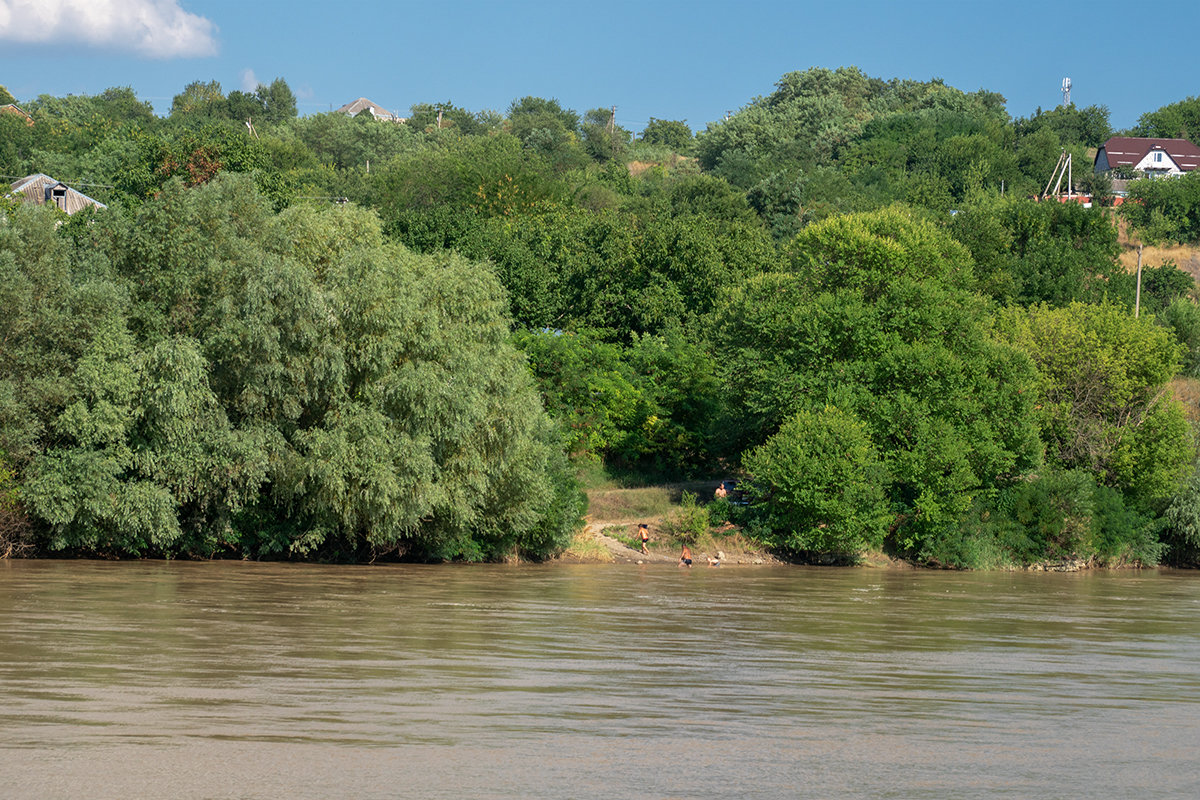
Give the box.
[333,97,404,123]
[1094,136,1200,174]
[6,173,107,214]
[0,103,34,125]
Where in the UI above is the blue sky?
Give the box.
[1,0,1197,134]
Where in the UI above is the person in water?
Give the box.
[707,550,724,567]
[639,523,650,555]
[679,544,693,567]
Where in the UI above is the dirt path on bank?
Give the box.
[560,505,779,565]
[567,480,784,564]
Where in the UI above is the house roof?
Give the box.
[6,173,107,215]
[1,103,34,124]
[333,97,400,121]
[1096,136,1200,172]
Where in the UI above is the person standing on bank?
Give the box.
[639,523,650,555]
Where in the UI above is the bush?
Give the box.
[944,469,1165,568]
[707,497,735,526]
[0,453,33,558]
[1164,466,1200,565]
[659,491,709,543]
[1161,297,1200,378]
[742,406,891,556]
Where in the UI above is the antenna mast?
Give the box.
[1062,77,1072,106]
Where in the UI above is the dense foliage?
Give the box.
[3,70,1200,566]
[1,177,583,561]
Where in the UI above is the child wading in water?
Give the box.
[639,523,650,555]
[679,544,693,567]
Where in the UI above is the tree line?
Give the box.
[3,69,1200,566]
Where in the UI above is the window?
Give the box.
[1154,151,1164,163]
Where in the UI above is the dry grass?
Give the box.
[627,155,696,177]
[561,530,614,562]
[1171,376,1200,423]
[1116,216,1200,280]
[587,487,675,521]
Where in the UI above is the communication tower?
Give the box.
[1062,77,1072,106]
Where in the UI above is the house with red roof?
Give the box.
[1094,137,1200,176]
[1,103,34,125]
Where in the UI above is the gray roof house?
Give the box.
[334,97,405,123]
[6,174,107,215]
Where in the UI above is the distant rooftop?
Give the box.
[333,97,404,123]
[1095,136,1200,172]
[6,173,107,215]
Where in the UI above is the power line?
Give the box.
[1,174,115,190]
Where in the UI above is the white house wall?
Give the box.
[1134,150,1184,174]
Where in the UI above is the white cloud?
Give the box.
[0,0,218,58]
[240,68,258,92]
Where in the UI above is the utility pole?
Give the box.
[437,109,443,129]
[608,105,615,135]
[1136,244,1144,318]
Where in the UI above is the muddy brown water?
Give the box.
[2,561,1199,799]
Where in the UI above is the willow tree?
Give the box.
[9,175,581,560]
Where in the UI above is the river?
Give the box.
[1,561,1198,799]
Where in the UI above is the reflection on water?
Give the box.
[1,561,1199,799]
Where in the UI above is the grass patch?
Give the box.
[602,524,640,550]
[587,487,677,521]
[562,531,614,562]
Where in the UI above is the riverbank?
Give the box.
[555,480,1165,571]
[557,521,782,565]
[558,480,783,565]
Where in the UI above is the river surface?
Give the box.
[1,561,1199,799]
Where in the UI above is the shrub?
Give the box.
[659,491,709,543]
[742,406,890,556]
[0,453,33,558]
[1164,466,1200,565]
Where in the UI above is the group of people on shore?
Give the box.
[637,523,722,567]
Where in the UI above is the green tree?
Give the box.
[1164,466,1200,563]
[950,196,1121,306]
[507,96,587,170]
[1133,96,1200,143]
[5,175,583,560]
[999,301,1192,509]
[1015,104,1112,148]
[226,90,263,122]
[581,107,631,163]
[407,101,495,135]
[170,80,230,119]
[743,406,890,556]
[256,78,297,124]
[713,207,1042,552]
[640,118,693,152]
[1123,171,1200,244]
